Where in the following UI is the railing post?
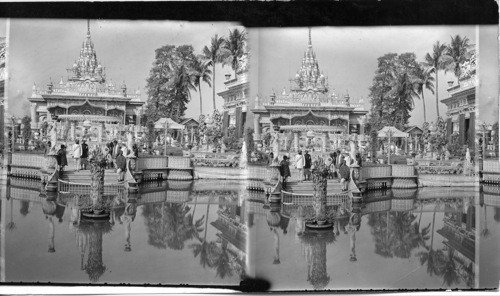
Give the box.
[7,131,13,176]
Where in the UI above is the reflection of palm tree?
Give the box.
[440,248,460,287]
[189,202,216,268]
[143,202,203,250]
[417,208,444,277]
[213,240,233,279]
[271,227,280,264]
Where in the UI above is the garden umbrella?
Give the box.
[377,126,409,164]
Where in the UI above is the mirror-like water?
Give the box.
[248,187,499,290]
[4,179,248,285]
[3,178,500,290]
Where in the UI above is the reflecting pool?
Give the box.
[3,178,500,290]
[248,187,499,290]
[3,178,248,285]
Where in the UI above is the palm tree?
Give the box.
[445,35,473,85]
[190,200,217,268]
[414,64,436,123]
[423,41,448,119]
[203,34,227,111]
[417,205,445,277]
[441,248,460,287]
[223,28,247,76]
[192,56,212,115]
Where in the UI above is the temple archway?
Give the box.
[291,111,328,126]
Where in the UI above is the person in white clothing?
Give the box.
[72,139,82,171]
[295,150,305,181]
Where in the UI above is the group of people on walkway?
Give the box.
[277,149,362,192]
[50,138,140,182]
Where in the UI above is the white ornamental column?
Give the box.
[322,132,328,152]
[30,103,38,129]
[70,122,75,141]
[253,114,261,142]
[293,132,299,152]
[98,123,103,143]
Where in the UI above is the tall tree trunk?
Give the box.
[212,64,216,111]
[435,71,440,119]
[422,92,427,123]
[198,83,203,115]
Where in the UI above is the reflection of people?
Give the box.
[347,212,360,262]
[48,216,55,253]
[272,227,280,264]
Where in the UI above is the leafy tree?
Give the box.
[423,41,449,119]
[21,116,31,150]
[368,53,420,131]
[145,45,197,123]
[203,34,228,111]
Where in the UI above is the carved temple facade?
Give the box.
[441,50,476,152]
[27,23,144,141]
[251,30,368,152]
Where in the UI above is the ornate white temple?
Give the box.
[251,29,368,152]
[27,22,144,141]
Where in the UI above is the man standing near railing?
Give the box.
[116,150,126,182]
[81,139,89,170]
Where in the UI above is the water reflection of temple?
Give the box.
[5,176,249,282]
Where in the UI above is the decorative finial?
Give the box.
[308,27,312,46]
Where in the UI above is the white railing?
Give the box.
[11,153,46,168]
[168,157,191,169]
[137,157,168,170]
[281,190,350,206]
[58,179,125,195]
[483,159,500,173]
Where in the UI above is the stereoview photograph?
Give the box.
[1,19,249,286]
[245,26,498,290]
[1,19,499,292]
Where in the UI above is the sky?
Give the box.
[5,19,243,119]
[250,26,498,126]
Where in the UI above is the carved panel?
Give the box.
[68,101,105,115]
[291,111,328,126]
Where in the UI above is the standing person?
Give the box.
[57,144,68,175]
[339,158,350,192]
[116,150,127,182]
[44,141,52,156]
[294,150,305,182]
[132,143,139,158]
[279,155,291,188]
[112,140,120,170]
[72,140,82,171]
[331,152,338,179]
[303,150,312,181]
[268,152,274,166]
[81,139,89,170]
[103,147,113,169]
[355,152,362,167]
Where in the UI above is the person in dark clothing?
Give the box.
[303,150,312,181]
[339,158,350,192]
[116,150,127,181]
[132,143,139,158]
[329,152,337,179]
[81,139,89,170]
[279,155,291,187]
[56,144,68,175]
[268,152,274,166]
[355,152,362,167]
